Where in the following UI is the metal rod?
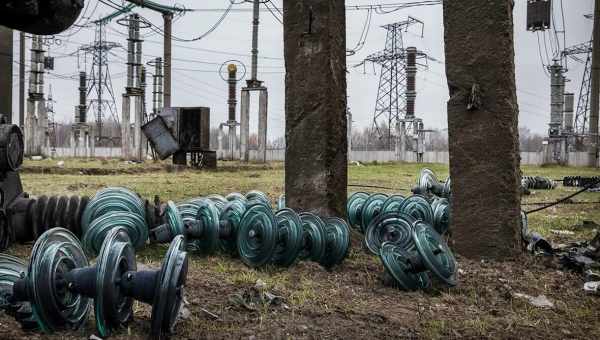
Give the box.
[250,0,260,82]
[590,0,600,166]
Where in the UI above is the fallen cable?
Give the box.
[525,178,600,215]
[348,184,407,191]
[522,201,600,206]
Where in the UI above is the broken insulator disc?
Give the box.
[398,195,434,226]
[431,198,450,235]
[218,199,246,255]
[360,193,388,233]
[412,221,457,286]
[245,190,271,206]
[150,235,188,337]
[272,208,304,267]
[379,242,431,291]
[298,212,327,262]
[365,212,416,256]
[23,228,91,332]
[380,194,406,215]
[318,217,351,269]
[347,192,369,230]
[83,211,147,256]
[95,227,136,337]
[0,254,36,330]
[236,203,277,268]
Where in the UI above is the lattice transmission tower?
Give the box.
[573,42,592,135]
[46,85,57,156]
[365,17,425,149]
[78,22,121,142]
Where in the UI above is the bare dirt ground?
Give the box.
[0,160,598,339]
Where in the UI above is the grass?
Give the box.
[3,159,599,339]
[20,158,599,242]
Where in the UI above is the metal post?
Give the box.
[19,31,25,127]
[590,0,600,166]
[564,93,575,133]
[139,66,148,160]
[347,108,353,154]
[152,57,163,118]
[133,15,144,161]
[97,23,104,139]
[78,72,87,123]
[89,127,96,158]
[227,64,238,161]
[250,0,260,83]
[163,13,173,108]
[134,14,142,89]
[258,89,268,163]
[240,89,250,161]
[127,15,135,90]
[0,27,12,121]
[406,47,417,119]
[121,94,131,159]
[399,122,406,161]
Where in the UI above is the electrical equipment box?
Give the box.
[527,0,552,31]
[143,107,215,169]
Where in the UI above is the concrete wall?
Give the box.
[51,147,122,158]
[47,147,595,167]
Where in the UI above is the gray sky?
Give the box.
[10,0,595,139]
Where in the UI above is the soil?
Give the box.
[0,234,598,339]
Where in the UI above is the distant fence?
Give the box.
[50,147,595,167]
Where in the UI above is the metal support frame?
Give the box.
[151,57,164,119]
[121,14,146,161]
[239,0,268,163]
[364,18,426,152]
[78,23,121,145]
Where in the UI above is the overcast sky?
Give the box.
[9,0,595,139]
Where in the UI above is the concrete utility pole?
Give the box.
[590,0,600,166]
[283,0,348,217]
[0,27,13,121]
[443,1,521,259]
